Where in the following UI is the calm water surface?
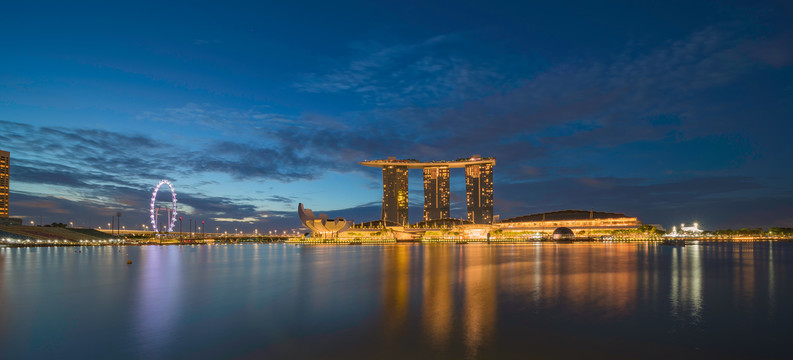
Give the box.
[1,242,792,359]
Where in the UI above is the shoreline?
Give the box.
[4,237,793,248]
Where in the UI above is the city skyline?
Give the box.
[1,1,792,231]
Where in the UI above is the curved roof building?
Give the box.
[501,210,631,222]
[298,203,352,237]
[497,209,641,233]
[552,227,575,240]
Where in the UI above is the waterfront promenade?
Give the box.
[3,224,790,247]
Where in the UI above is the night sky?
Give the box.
[1,1,792,232]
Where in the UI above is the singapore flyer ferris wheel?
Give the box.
[150,180,178,233]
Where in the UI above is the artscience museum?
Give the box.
[298,203,352,238]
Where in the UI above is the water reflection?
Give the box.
[461,246,496,358]
[133,246,184,357]
[381,245,411,343]
[374,243,767,357]
[669,245,704,322]
[421,245,453,348]
[768,244,775,317]
[735,243,755,307]
[1,242,791,359]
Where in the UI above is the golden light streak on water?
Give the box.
[462,245,496,359]
[421,245,453,348]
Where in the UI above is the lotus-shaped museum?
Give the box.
[298,203,352,237]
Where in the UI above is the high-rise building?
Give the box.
[361,155,494,225]
[465,162,493,224]
[423,166,450,221]
[0,150,9,218]
[382,164,409,225]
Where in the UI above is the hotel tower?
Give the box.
[465,162,494,224]
[0,150,9,217]
[423,166,450,221]
[381,162,409,225]
[361,155,495,225]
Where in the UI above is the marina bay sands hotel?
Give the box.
[360,155,495,225]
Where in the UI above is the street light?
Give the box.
[69,221,73,228]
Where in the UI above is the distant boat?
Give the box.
[126,254,132,264]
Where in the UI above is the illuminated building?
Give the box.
[465,160,493,224]
[302,207,643,242]
[294,157,648,243]
[361,155,496,225]
[382,161,409,225]
[497,210,641,235]
[298,203,352,238]
[423,166,449,221]
[0,150,8,217]
[551,227,575,240]
[668,223,703,236]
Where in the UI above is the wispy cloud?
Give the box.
[266,195,294,204]
[0,119,344,183]
[0,119,345,229]
[282,25,781,173]
[430,25,773,149]
[293,33,510,106]
[139,103,300,130]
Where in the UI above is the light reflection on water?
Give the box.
[1,242,791,359]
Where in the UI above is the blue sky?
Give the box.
[1,0,792,231]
